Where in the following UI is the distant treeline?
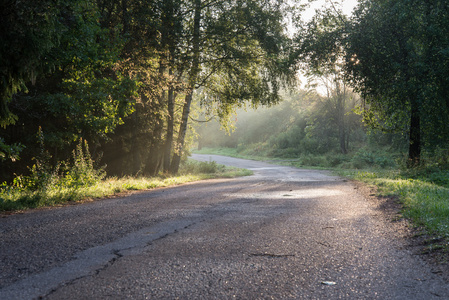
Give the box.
[196,88,407,169]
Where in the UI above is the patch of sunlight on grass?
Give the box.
[345,170,449,239]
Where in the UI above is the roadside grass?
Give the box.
[194,147,256,160]
[193,146,397,170]
[194,147,308,168]
[336,169,449,253]
[0,160,252,212]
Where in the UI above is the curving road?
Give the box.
[1,154,448,299]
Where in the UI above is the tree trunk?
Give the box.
[169,0,201,174]
[170,92,193,174]
[408,101,421,166]
[161,0,177,173]
[337,98,347,154]
[335,80,347,154]
[130,111,142,174]
[163,72,175,172]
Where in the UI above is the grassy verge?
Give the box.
[194,147,258,159]
[338,169,449,252]
[0,160,252,212]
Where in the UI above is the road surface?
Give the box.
[1,154,448,299]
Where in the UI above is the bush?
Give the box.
[351,148,396,169]
[327,154,349,167]
[300,154,327,167]
[267,147,300,158]
[179,160,224,175]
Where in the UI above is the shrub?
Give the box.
[351,148,396,169]
[179,160,224,175]
[327,154,349,167]
[300,154,327,167]
[0,138,105,210]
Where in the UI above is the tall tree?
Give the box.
[344,0,449,164]
[169,0,295,173]
[0,0,138,180]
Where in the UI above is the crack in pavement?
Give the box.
[0,219,196,300]
[248,253,296,258]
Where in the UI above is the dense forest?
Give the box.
[0,0,295,182]
[1,0,449,183]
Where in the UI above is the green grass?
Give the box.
[0,160,252,212]
[340,169,449,251]
[194,147,253,159]
[194,146,398,170]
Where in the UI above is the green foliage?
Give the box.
[397,148,449,188]
[0,0,61,126]
[351,148,397,169]
[63,139,106,188]
[195,89,367,164]
[0,138,23,162]
[0,138,104,210]
[299,154,328,167]
[0,0,139,182]
[344,0,449,162]
[0,0,298,180]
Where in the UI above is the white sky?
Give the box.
[302,0,359,21]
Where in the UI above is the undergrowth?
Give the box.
[0,142,251,212]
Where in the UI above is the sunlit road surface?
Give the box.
[1,155,448,299]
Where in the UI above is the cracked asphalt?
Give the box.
[1,154,448,299]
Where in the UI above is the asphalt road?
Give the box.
[1,154,448,299]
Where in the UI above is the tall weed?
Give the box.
[63,139,105,187]
[0,138,105,210]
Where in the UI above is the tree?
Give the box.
[168,0,296,173]
[294,6,357,154]
[0,0,61,127]
[0,0,138,180]
[344,0,449,164]
[307,73,360,155]
[0,0,297,181]
[100,0,296,175]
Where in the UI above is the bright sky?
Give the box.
[302,0,359,21]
